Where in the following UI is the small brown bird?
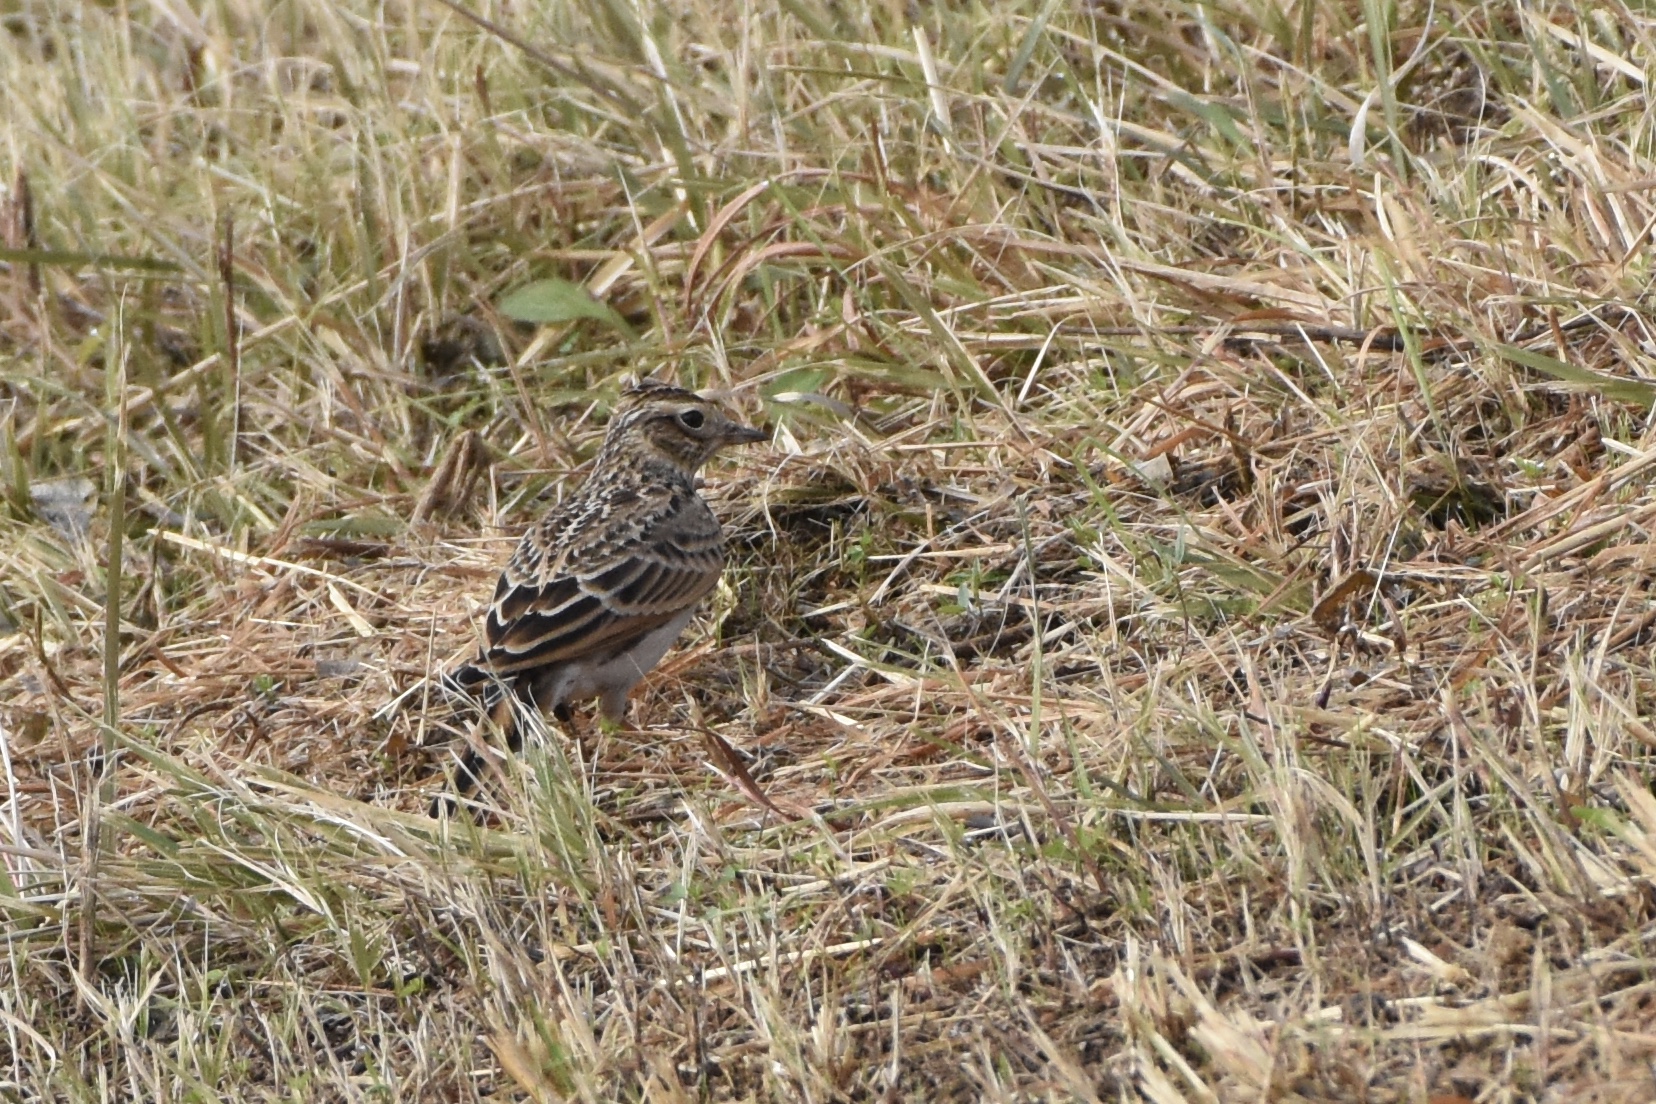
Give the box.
[439,376,766,804]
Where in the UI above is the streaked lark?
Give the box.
[439,376,766,803]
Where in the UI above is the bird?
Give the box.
[436,375,767,807]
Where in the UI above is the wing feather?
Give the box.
[465,487,725,681]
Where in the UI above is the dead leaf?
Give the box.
[1311,569,1379,633]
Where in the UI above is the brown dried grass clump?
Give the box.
[5,1,1656,1100]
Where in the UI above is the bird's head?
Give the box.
[604,376,768,475]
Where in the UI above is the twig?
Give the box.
[158,529,385,599]
[218,210,240,471]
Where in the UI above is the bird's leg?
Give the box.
[596,686,633,733]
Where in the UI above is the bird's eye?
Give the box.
[678,409,706,430]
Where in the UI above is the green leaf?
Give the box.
[1497,343,1656,408]
[0,246,181,272]
[763,367,831,396]
[498,278,637,338]
[1004,0,1063,93]
[107,813,182,858]
[1162,90,1250,150]
[301,513,404,537]
[1570,805,1619,834]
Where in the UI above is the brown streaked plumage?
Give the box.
[439,376,766,805]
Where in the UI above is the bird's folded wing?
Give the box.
[479,537,723,677]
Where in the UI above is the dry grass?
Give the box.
[5,0,1656,1099]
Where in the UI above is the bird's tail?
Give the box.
[432,662,524,815]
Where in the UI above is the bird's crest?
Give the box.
[618,374,699,405]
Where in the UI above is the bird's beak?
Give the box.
[726,423,770,445]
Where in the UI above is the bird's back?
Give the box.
[452,463,724,699]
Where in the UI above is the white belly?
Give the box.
[532,606,700,722]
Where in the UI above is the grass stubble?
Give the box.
[3,0,1656,1099]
